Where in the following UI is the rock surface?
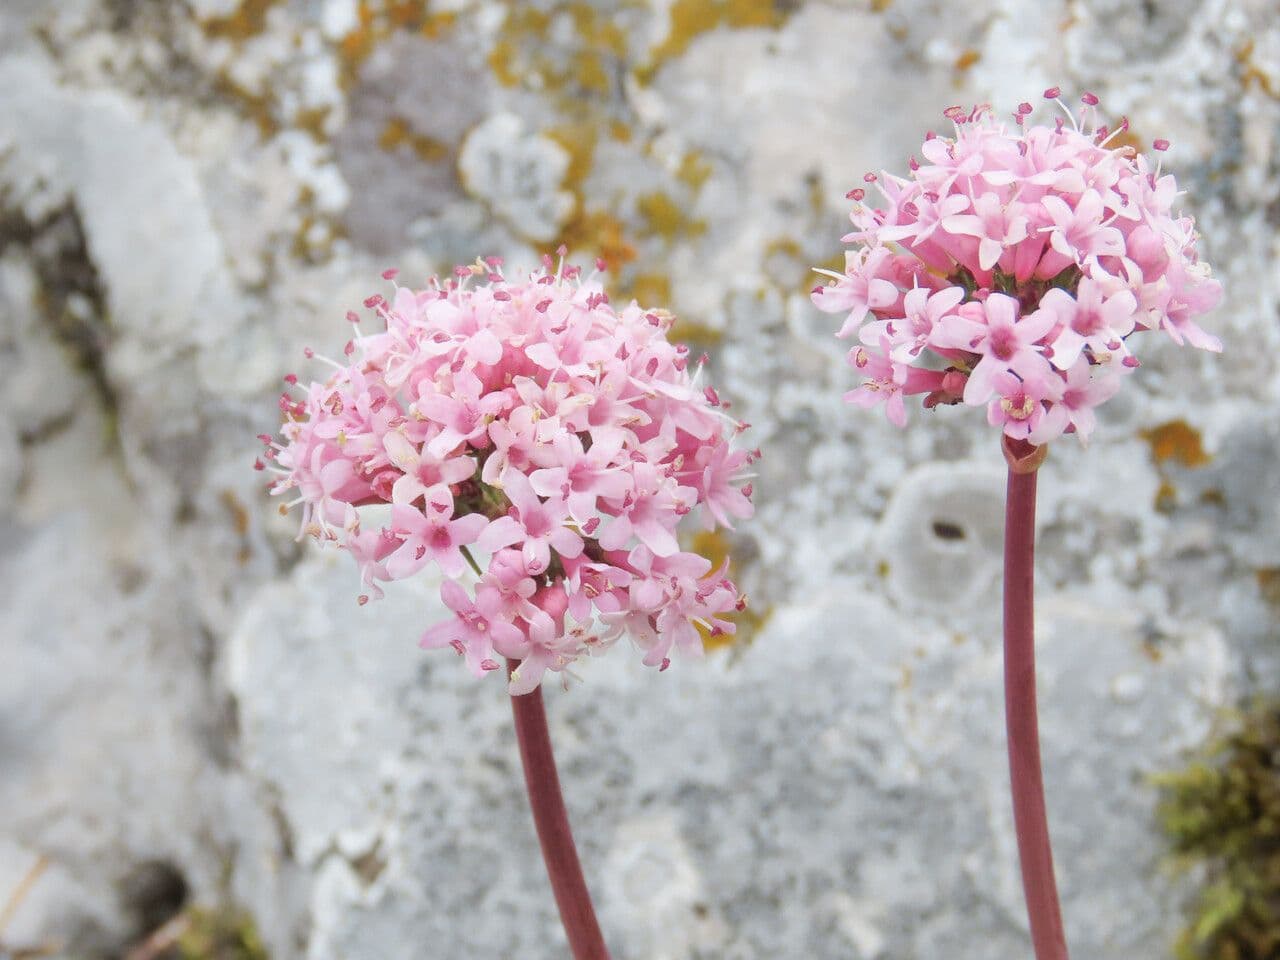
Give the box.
[2,0,1277,958]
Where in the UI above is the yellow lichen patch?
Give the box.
[201,0,280,41]
[808,248,848,296]
[1237,40,1279,100]
[1155,479,1179,514]
[687,529,769,652]
[221,490,252,564]
[870,0,892,10]
[1143,419,1212,468]
[568,2,628,56]
[487,2,626,99]
[639,0,792,83]
[546,123,598,188]
[378,116,449,162]
[338,2,458,89]
[573,50,612,95]
[763,236,820,294]
[668,315,724,347]
[487,36,523,87]
[676,151,714,192]
[608,120,634,142]
[293,106,333,141]
[212,72,279,138]
[289,186,346,265]
[556,210,637,272]
[625,271,673,308]
[636,191,707,243]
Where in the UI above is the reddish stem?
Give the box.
[507,660,611,960]
[1003,463,1069,960]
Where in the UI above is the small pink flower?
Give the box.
[478,468,584,576]
[1046,278,1137,369]
[933,294,1055,405]
[420,580,524,676]
[386,500,489,580]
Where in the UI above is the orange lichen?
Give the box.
[953,48,980,72]
[1143,420,1212,468]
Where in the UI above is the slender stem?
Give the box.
[460,544,484,578]
[1003,463,1069,960]
[507,659,610,959]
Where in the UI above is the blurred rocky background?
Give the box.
[2,1,1278,958]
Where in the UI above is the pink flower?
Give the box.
[812,94,1222,444]
[1046,278,1137,369]
[265,255,754,692]
[933,294,1055,405]
[1030,358,1120,444]
[844,338,945,428]
[478,468,584,576]
[420,580,524,676]
[528,430,631,524]
[942,192,1030,274]
[383,431,476,506]
[386,500,489,580]
[815,247,901,338]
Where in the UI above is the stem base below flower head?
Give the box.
[1002,442,1069,960]
[507,659,611,960]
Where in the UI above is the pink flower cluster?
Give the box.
[812,92,1222,443]
[259,255,755,693]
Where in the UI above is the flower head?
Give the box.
[812,94,1222,443]
[261,254,755,692]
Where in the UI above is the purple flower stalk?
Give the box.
[260,253,756,958]
[813,93,1222,959]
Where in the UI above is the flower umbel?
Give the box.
[261,253,755,693]
[812,93,1222,443]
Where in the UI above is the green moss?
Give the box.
[177,906,269,960]
[1155,702,1280,959]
